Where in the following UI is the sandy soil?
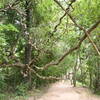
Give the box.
[28,80,100,100]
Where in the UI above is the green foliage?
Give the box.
[0,24,19,32]
[0,0,100,98]
[0,72,7,92]
[37,0,56,20]
[73,0,100,27]
[0,93,7,100]
[15,83,28,96]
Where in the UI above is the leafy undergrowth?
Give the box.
[0,84,50,100]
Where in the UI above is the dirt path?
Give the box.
[28,80,100,100]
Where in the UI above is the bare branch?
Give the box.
[10,7,26,16]
[52,0,76,33]
[0,63,25,68]
[86,32,100,56]
[27,66,60,80]
[68,15,100,55]
[11,0,21,7]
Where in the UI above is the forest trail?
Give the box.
[28,80,100,100]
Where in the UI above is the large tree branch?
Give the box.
[68,14,100,56]
[0,0,99,80]
[0,62,60,80]
[30,18,100,71]
[29,67,60,80]
[29,1,100,70]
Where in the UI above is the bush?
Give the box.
[15,83,29,96]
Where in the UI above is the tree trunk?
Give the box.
[73,56,78,87]
[24,0,32,89]
[73,64,77,87]
[94,61,100,92]
[89,70,92,88]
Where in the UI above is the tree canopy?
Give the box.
[0,0,100,98]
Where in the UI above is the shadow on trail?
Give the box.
[28,80,100,100]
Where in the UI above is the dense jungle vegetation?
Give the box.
[0,0,100,99]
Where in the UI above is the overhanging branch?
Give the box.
[30,16,100,70]
[30,68,60,80]
[54,0,100,56]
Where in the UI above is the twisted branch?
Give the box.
[30,18,100,70]
[54,0,100,56]
[52,0,76,33]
